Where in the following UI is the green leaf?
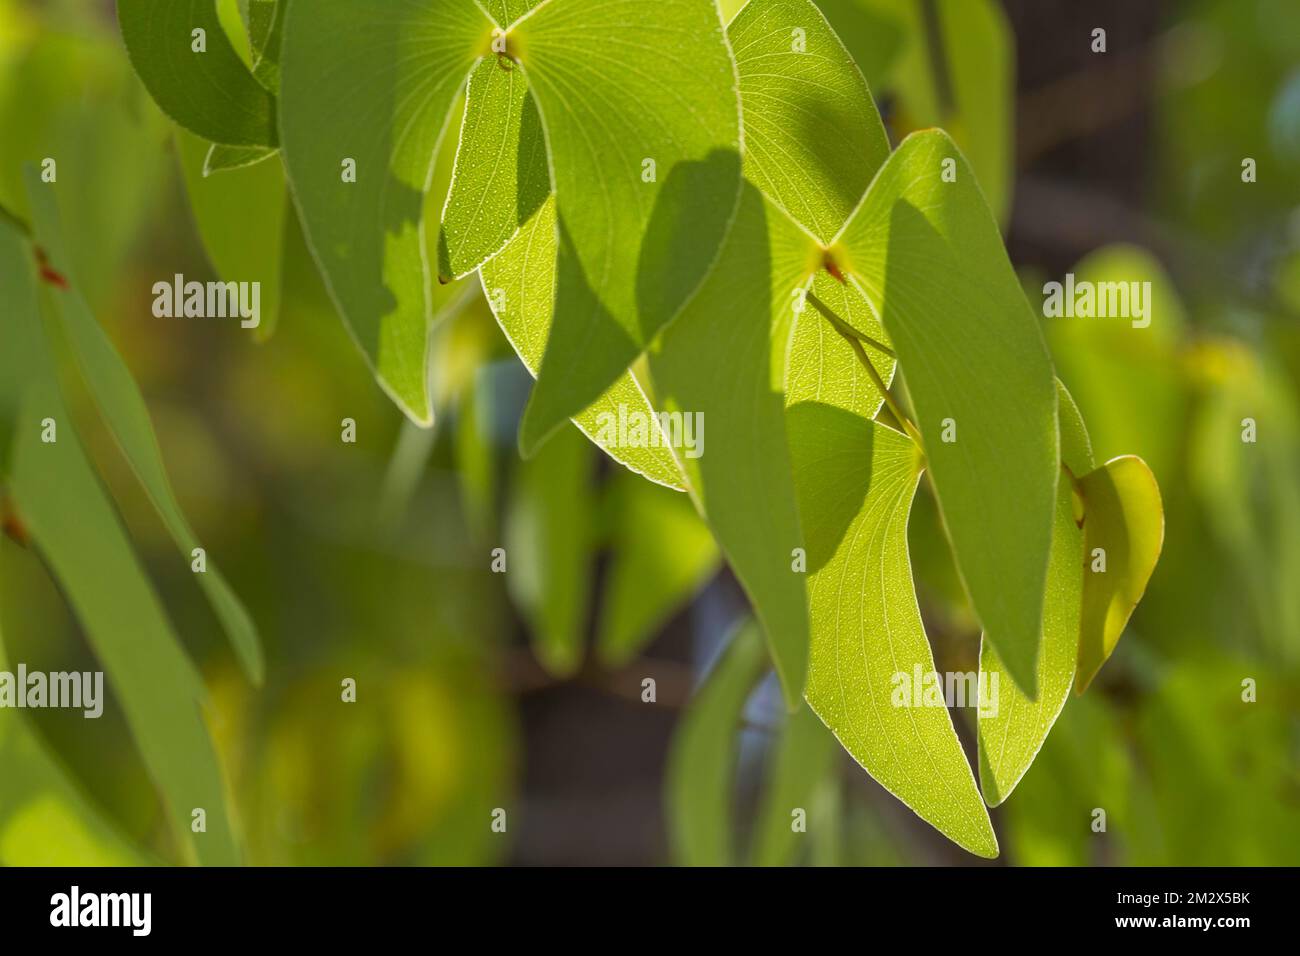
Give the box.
[175,128,286,342]
[649,182,816,707]
[729,0,890,243]
[0,222,239,866]
[977,381,1094,806]
[789,404,998,858]
[596,472,720,667]
[515,0,743,452]
[246,0,283,94]
[481,0,540,28]
[835,129,1057,697]
[666,620,767,866]
[1074,455,1164,693]
[505,424,593,676]
[438,57,548,280]
[118,0,278,147]
[481,196,688,489]
[787,270,893,418]
[24,173,264,684]
[204,142,277,175]
[278,0,488,424]
[751,702,838,866]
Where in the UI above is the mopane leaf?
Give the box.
[279,0,487,424]
[649,182,817,707]
[505,424,593,677]
[596,473,720,667]
[977,381,1093,806]
[729,0,890,243]
[0,222,239,865]
[1074,455,1164,693]
[666,620,767,866]
[515,0,743,453]
[438,57,548,280]
[751,702,838,866]
[789,405,997,858]
[118,0,278,147]
[834,129,1057,697]
[481,196,687,489]
[786,270,893,418]
[25,174,264,684]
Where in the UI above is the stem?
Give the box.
[804,290,924,448]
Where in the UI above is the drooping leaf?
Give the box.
[1074,455,1164,693]
[977,381,1093,806]
[751,702,838,866]
[834,128,1057,697]
[596,472,720,667]
[789,404,997,858]
[24,174,264,684]
[438,56,548,279]
[666,620,767,866]
[649,182,817,706]
[729,0,890,243]
[0,221,239,865]
[481,196,687,489]
[515,0,743,452]
[505,424,593,676]
[278,0,488,424]
[118,0,278,147]
[175,128,286,342]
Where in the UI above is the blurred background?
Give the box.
[0,0,1297,866]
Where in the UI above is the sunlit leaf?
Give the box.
[515,0,742,452]
[977,381,1093,806]
[666,620,766,866]
[481,196,687,489]
[438,56,548,280]
[835,128,1057,697]
[649,182,817,706]
[729,0,890,243]
[1074,455,1164,692]
[790,404,997,857]
[279,0,487,424]
[118,0,277,146]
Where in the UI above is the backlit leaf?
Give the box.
[649,182,817,706]
[834,128,1057,697]
[1074,455,1164,693]
[515,0,743,452]
[789,405,997,858]
[977,381,1093,806]
[279,0,487,424]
